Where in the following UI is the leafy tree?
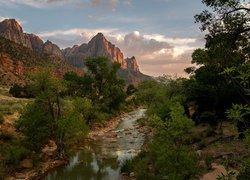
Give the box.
[133,77,197,179]
[185,0,250,123]
[64,57,126,112]
[16,69,88,157]
[126,84,137,95]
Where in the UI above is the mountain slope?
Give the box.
[0,36,81,85]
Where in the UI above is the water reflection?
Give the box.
[44,109,146,180]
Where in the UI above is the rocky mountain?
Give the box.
[0,19,63,58]
[0,19,151,86]
[0,34,81,85]
[63,33,152,85]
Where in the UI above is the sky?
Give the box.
[0,0,208,77]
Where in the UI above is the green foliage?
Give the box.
[147,103,196,179]
[227,104,250,135]
[120,159,133,173]
[0,131,14,141]
[183,0,250,125]
[237,166,250,180]
[2,140,30,165]
[16,103,52,150]
[9,84,35,98]
[0,112,4,124]
[126,84,137,95]
[132,77,197,179]
[227,104,250,123]
[64,57,126,113]
[16,69,88,156]
[73,97,94,124]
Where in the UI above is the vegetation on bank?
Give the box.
[0,57,132,179]
[121,0,250,179]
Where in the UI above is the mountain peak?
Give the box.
[92,32,107,42]
[0,19,23,33]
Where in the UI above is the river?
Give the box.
[43,108,147,180]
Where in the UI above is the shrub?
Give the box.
[10,104,23,113]
[0,112,4,124]
[3,141,30,165]
[0,132,14,141]
[237,166,250,180]
[120,159,133,173]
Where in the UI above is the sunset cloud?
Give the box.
[0,0,77,8]
[37,28,203,77]
[0,0,130,9]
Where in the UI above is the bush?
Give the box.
[120,159,133,173]
[0,132,14,141]
[3,141,30,165]
[237,166,250,180]
[10,104,23,113]
[9,84,35,98]
[0,112,4,124]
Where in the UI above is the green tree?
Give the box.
[16,69,88,157]
[83,57,126,112]
[185,0,250,123]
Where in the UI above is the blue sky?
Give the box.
[0,0,207,76]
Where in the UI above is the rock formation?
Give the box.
[0,19,32,49]
[62,33,151,85]
[0,18,151,86]
[0,19,63,57]
[63,33,128,69]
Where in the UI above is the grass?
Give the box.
[0,86,10,96]
[0,100,29,115]
[0,85,32,115]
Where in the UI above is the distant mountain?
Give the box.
[0,19,63,58]
[62,33,152,85]
[0,19,152,86]
[0,19,82,85]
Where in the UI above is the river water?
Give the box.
[43,109,147,180]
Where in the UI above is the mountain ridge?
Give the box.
[0,19,152,85]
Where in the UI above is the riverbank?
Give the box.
[43,108,147,180]
[5,107,144,180]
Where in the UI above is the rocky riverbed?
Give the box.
[43,108,147,180]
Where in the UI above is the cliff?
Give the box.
[0,19,63,58]
[63,33,151,85]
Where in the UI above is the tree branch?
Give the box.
[225,7,250,15]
